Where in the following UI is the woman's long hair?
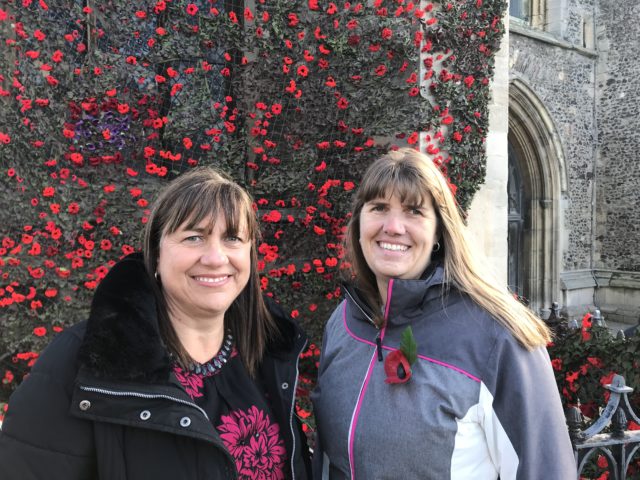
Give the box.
[143,167,277,375]
[346,148,551,349]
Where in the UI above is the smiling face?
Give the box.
[156,212,251,326]
[359,191,439,300]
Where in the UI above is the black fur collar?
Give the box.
[77,253,172,383]
[77,253,305,383]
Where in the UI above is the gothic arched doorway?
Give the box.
[508,142,525,299]
[508,78,567,316]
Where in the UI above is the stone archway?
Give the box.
[508,78,567,316]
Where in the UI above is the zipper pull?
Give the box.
[375,332,383,362]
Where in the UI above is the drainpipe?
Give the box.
[589,4,599,309]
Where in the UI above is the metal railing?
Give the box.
[567,375,640,479]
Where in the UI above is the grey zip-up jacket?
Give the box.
[311,265,576,479]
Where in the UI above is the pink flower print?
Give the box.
[245,405,271,434]
[241,429,286,480]
[218,409,255,463]
[217,406,286,480]
[172,365,204,399]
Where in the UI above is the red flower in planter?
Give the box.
[384,326,418,384]
[581,312,592,341]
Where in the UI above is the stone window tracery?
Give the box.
[510,0,547,29]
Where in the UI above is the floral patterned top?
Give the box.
[173,347,288,480]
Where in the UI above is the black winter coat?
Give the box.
[0,254,311,480]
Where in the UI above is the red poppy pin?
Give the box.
[384,326,418,384]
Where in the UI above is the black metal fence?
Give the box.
[567,375,640,479]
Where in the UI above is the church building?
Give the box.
[472,0,640,325]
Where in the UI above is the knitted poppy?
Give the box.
[384,349,412,384]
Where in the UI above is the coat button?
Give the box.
[180,417,191,427]
[140,410,151,421]
[281,382,289,390]
[79,400,91,411]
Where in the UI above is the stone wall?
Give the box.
[509,29,596,271]
[562,0,596,47]
[506,0,640,322]
[467,23,510,285]
[594,1,640,272]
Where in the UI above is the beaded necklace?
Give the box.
[187,331,234,375]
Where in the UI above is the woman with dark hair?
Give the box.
[0,168,310,479]
[311,148,575,479]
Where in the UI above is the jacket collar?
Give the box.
[263,296,308,359]
[77,253,172,383]
[345,261,447,328]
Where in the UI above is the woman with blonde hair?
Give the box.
[312,148,575,479]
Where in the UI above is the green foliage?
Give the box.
[399,325,417,365]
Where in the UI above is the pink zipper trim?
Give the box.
[343,321,482,384]
[347,347,377,479]
[346,280,394,479]
[383,279,394,320]
[343,320,481,383]
[414,353,481,382]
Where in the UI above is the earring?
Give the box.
[154,271,160,282]
[432,241,441,253]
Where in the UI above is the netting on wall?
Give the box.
[0,0,506,395]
